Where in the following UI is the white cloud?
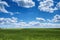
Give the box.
[0,15,60,28]
[0,18,60,28]
[47,14,60,23]
[0,17,29,28]
[38,0,58,13]
[36,17,46,22]
[0,1,9,13]
[36,14,60,23]
[52,14,60,23]
[13,0,35,8]
[29,21,40,26]
[28,21,60,28]
[18,21,60,28]
[0,0,21,15]
[56,2,60,9]
[39,23,60,28]
[18,22,29,26]
[0,17,18,25]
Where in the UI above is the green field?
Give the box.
[0,28,60,40]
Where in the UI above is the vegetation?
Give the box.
[0,28,60,40]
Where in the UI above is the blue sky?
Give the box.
[0,0,60,28]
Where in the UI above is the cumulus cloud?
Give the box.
[0,17,18,25]
[0,17,60,28]
[48,14,60,23]
[13,0,35,8]
[56,2,60,9]
[15,21,60,28]
[0,14,60,28]
[36,14,60,23]
[25,21,60,28]
[0,1,9,13]
[0,17,29,28]
[38,0,58,13]
[52,15,60,23]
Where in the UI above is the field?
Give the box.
[0,28,60,40]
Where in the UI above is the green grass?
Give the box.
[0,28,60,40]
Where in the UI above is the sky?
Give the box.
[0,0,60,28]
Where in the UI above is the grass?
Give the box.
[0,28,60,40]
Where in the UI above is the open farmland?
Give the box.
[0,28,60,40]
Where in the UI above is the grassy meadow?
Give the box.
[0,28,60,40]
